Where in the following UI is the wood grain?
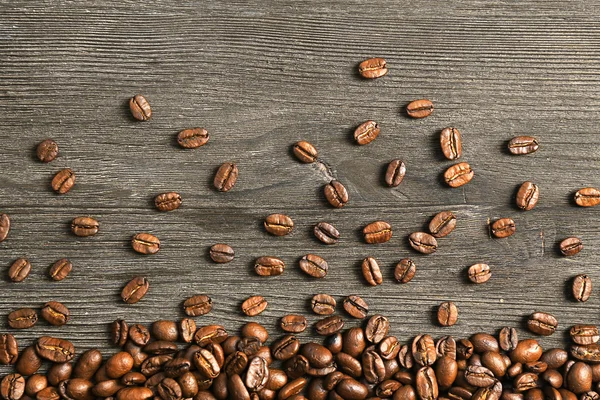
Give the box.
[1,0,600,370]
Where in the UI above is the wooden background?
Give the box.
[1,0,600,368]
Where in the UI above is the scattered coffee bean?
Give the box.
[354,120,380,145]
[437,301,458,327]
[343,295,368,319]
[111,319,128,346]
[254,256,285,276]
[71,216,99,237]
[0,373,25,400]
[0,334,18,365]
[209,243,235,263]
[560,237,583,256]
[571,343,600,363]
[570,325,600,345]
[49,258,72,281]
[128,323,150,346]
[313,222,339,245]
[315,315,344,336]
[40,301,70,326]
[0,213,9,243]
[395,258,416,283]
[468,263,491,283]
[178,319,196,344]
[324,180,349,208]
[444,162,474,188]
[499,327,518,351]
[413,334,437,366]
[491,218,516,238]
[7,308,38,329]
[311,294,336,315]
[51,168,76,194]
[385,159,406,187]
[37,139,59,163]
[516,181,540,211]
[508,136,539,155]
[292,140,318,163]
[299,254,328,278]
[363,220,392,244]
[182,295,213,317]
[214,162,238,192]
[358,57,388,79]
[406,99,434,118]
[280,315,307,333]
[36,336,75,362]
[575,187,600,207]
[129,94,152,121]
[121,276,149,304]
[241,296,267,317]
[365,315,389,343]
[177,128,209,148]
[8,258,31,282]
[429,211,456,238]
[154,192,182,211]
[440,127,462,160]
[131,232,160,255]
[408,232,438,254]
[264,213,294,236]
[528,312,558,336]
[361,257,383,286]
[573,274,592,302]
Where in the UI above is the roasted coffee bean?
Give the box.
[377,379,402,397]
[566,362,592,394]
[560,237,583,256]
[36,336,75,362]
[182,294,212,316]
[528,312,558,336]
[456,338,474,360]
[1,373,25,400]
[499,327,518,352]
[397,345,414,370]
[71,216,99,237]
[158,377,183,399]
[152,320,179,342]
[342,327,366,359]
[92,379,123,397]
[209,243,235,263]
[385,159,406,187]
[429,211,456,238]
[363,221,392,244]
[105,352,134,379]
[343,295,369,319]
[471,333,499,354]
[315,315,344,336]
[436,336,457,360]
[245,356,270,391]
[437,302,458,326]
[193,348,220,379]
[358,57,388,79]
[280,315,308,333]
[313,222,339,245]
[25,373,47,397]
[511,339,542,364]
[0,213,10,243]
[73,349,103,379]
[214,162,238,192]
[126,323,149,346]
[129,94,152,121]
[8,308,38,329]
[571,343,600,363]
[121,276,149,304]
[131,232,160,255]
[394,258,416,283]
[311,294,336,315]
[8,258,31,282]
[436,355,458,389]
[508,136,539,155]
[444,162,473,188]
[154,192,182,212]
[575,188,600,207]
[178,319,196,344]
[241,321,269,342]
[284,355,310,379]
[116,386,153,399]
[406,99,434,119]
[36,385,61,400]
[362,257,383,286]
[15,345,42,376]
[49,258,72,281]
[573,274,592,302]
[465,365,496,387]
[468,263,491,284]
[51,168,75,194]
[516,182,539,211]
[362,347,385,384]
[416,366,438,400]
[408,232,438,254]
[540,348,568,369]
[0,334,18,365]
[354,120,380,145]
[413,334,437,366]
[144,341,178,355]
[122,371,146,385]
[40,301,70,326]
[264,213,294,236]
[334,353,361,378]
[292,140,318,163]
[514,372,539,392]
[37,139,59,163]
[570,325,600,345]
[177,127,209,149]
[440,127,462,160]
[299,254,328,278]
[241,296,267,317]
[324,333,343,355]
[366,315,389,344]
[255,256,285,276]
[224,350,249,375]
[272,335,300,361]
[324,180,349,208]
[474,382,502,400]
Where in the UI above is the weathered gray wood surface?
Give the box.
[1,0,600,368]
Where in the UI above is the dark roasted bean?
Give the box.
[313,222,339,245]
[437,301,458,326]
[343,295,369,319]
[71,216,99,237]
[280,315,308,333]
[177,127,209,148]
[129,94,152,121]
[395,258,416,283]
[385,159,406,187]
[209,243,235,263]
[444,162,473,188]
[311,294,336,315]
[49,258,72,281]
[408,232,438,254]
[73,349,103,379]
[299,254,328,278]
[182,294,212,316]
[121,276,149,304]
[354,120,380,145]
[0,334,18,365]
[214,162,238,192]
[8,308,38,329]
[468,263,491,284]
[511,339,542,364]
[51,168,75,194]
[362,257,383,286]
[508,136,539,155]
[36,336,75,362]
[246,356,270,391]
[571,344,600,363]
[499,327,518,352]
[324,180,349,208]
[363,221,392,244]
[241,322,269,342]
[1,373,25,400]
[560,237,583,256]
[366,315,389,344]
[292,140,318,163]
[37,139,59,162]
[154,192,182,211]
[8,258,31,282]
[264,213,294,236]
[255,256,285,276]
[436,336,457,360]
[516,181,539,210]
[465,365,496,387]
[573,274,592,302]
[152,320,179,342]
[40,301,70,326]
[416,366,438,400]
[440,127,462,160]
[315,316,344,336]
[413,334,437,366]
[272,335,300,361]
[527,312,558,336]
[241,296,268,317]
[570,325,600,345]
[429,211,456,238]
[406,99,434,118]
[15,346,42,376]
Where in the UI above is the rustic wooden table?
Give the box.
[1,1,599,367]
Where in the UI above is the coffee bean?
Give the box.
[8,308,38,329]
[51,168,75,194]
[499,327,518,352]
[566,362,592,394]
[324,180,349,208]
[465,365,496,387]
[428,210,456,238]
[292,141,318,163]
[129,94,152,121]
[516,182,539,210]
[394,258,416,283]
[573,274,592,302]
[0,213,9,243]
[71,216,99,237]
[416,366,438,400]
[362,257,383,286]
[264,213,294,236]
[528,312,558,336]
[508,136,539,155]
[408,232,438,254]
[143,341,177,355]
[182,295,212,317]
[49,364,74,389]
[362,347,385,384]
[560,237,583,256]
[0,334,18,365]
[241,296,267,317]
[385,159,406,187]
[343,295,368,319]
[444,162,474,188]
[468,263,491,284]
[36,138,59,163]
[354,120,380,145]
[49,258,72,281]
[271,335,300,361]
[209,243,235,263]
[158,377,183,399]
[131,232,160,255]
[440,127,462,160]
[255,256,285,276]
[311,294,336,315]
[111,319,129,347]
[570,325,600,345]
[214,162,238,192]
[36,336,75,362]
[436,336,456,360]
[313,222,339,245]
[491,218,516,238]
[121,276,149,304]
[245,356,269,391]
[15,345,41,376]
[363,220,392,244]
[116,387,153,399]
[177,128,209,149]
[154,192,182,211]
[406,99,434,119]
[193,348,220,379]
[358,57,388,79]
[8,258,31,282]
[575,188,600,207]
[0,373,25,400]
[152,320,178,342]
[175,319,195,345]
[437,301,458,327]
[280,315,307,333]
[571,344,600,363]
[315,315,344,336]
[413,334,437,366]
[365,315,389,344]
[299,254,328,278]
[40,301,70,326]
[379,336,401,360]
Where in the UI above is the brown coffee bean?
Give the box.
[245,356,269,391]
[214,162,238,192]
[444,162,474,187]
[48,258,72,281]
[71,216,99,237]
[40,301,70,326]
[428,211,457,238]
[280,315,307,333]
[416,366,438,400]
[125,323,149,347]
[1,373,25,400]
[470,333,499,354]
[413,334,437,366]
[363,221,392,244]
[395,258,416,283]
[0,334,18,365]
[37,139,59,163]
[154,192,182,211]
[516,182,539,211]
[324,180,349,208]
[121,276,149,304]
[8,258,31,282]
[311,294,336,315]
[183,294,212,317]
[362,257,383,286]
[241,296,267,317]
[152,320,179,342]
[15,345,41,376]
[366,315,389,344]
[571,344,600,363]
[116,387,153,399]
[129,94,152,121]
[406,99,434,119]
[508,136,539,155]
[313,222,339,245]
[299,254,328,278]
[385,159,406,187]
[560,237,583,256]
[264,213,294,236]
[51,168,75,194]
[111,319,128,347]
[570,325,600,345]
[573,274,592,302]
[8,308,38,329]
[177,128,209,149]
[408,232,438,254]
[510,339,542,364]
[292,140,318,163]
[436,336,457,360]
[209,243,235,263]
[36,336,75,362]
[358,57,388,79]
[131,232,160,255]
[0,213,9,243]
[437,301,458,326]
[499,327,519,352]
[343,295,369,319]
[440,127,462,160]
[566,362,592,394]
[354,120,380,145]
[25,373,47,396]
[491,218,516,238]
[271,335,300,362]
[315,315,344,336]
[575,188,600,207]
[528,312,558,336]
[465,365,496,387]
[468,263,491,283]
[255,256,285,276]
